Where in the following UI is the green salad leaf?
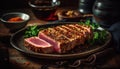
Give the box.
[24,25,44,38]
[79,19,100,30]
[90,30,107,45]
[79,19,107,45]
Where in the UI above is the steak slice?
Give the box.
[38,28,70,53]
[24,37,53,53]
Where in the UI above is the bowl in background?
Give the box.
[28,0,60,20]
[57,10,82,21]
[0,12,30,32]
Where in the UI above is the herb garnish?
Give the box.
[79,20,107,45]
[24,25,44,38]
[89,30,107,45]
[79,19,100,30]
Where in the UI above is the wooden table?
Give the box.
[0,8,120,69]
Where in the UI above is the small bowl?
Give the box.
[28,0,60,20]
[57,10,82,21]
[0,12,30,32]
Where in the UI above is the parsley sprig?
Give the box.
[24,25,44,38]
[79,20,107,45]
[79,19,100,30]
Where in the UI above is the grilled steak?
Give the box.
[24,37,53,53]
[38,24,93,53]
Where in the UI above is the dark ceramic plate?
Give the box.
[10,22,111,60]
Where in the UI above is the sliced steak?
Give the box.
[38,24,93,53]
[24,37,53,53]
[38,28,70,53]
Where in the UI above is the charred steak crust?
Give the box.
[38,24,93,53]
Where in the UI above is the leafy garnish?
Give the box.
[79,19,107,45]
[24,25,44,38]
[89,30,107,45]
[79,19,100,30]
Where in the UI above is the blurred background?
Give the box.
[0,0,79,10]
[0,0,28,9]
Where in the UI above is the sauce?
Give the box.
[8,17,23,22]
[64,10,80,17]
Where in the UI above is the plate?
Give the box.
[10,22,111,60]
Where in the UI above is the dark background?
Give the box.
[0,0,79,17]
[0,0,79,10]
[0,0,29,10]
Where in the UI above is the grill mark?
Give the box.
[75,24,91,33]
[54,26,74,39]
[60,25,85,45]
[65,24,89,44]
[71,24,88,33]
[56,25,80,53]
[74,24,92,39]
[66,24,85,35]
[53,24,90,42]
[53,25,78,53]
[42,28,59,39]
[60,25,80,39]
[41,28,70,43]
[66,24,87,38]
[41,24,91,40]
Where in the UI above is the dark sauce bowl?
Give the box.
[28,0,60,20]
